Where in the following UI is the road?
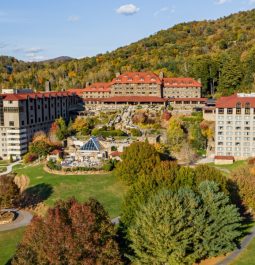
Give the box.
[0,209,33,232]
[0,161,21,176]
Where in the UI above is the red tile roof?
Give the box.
[216,94,255,108]
[110,151,123,157]
[83,96,168,103]
[163,78,202,88]
[68,88,85,95]
[84,82,111,92]
[112,72,161,85]
[1,91,75,101]
[215,156,235,160]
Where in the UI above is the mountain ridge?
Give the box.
[1,8,255,96]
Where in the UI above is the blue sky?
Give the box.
[0,0,254,61]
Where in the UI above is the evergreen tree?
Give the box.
[218,53,243,95]
[196,181,242,258]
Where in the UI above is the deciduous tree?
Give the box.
[12,198,123,265]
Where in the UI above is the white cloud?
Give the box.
[153,6,175,17]
[67,15,80,22]
[25,53,47,61]
[116,4,140,15]
[215,0,232,4]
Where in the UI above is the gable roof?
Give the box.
[163,78,202,88]
[112,72,162,85]
[216,94,255,108]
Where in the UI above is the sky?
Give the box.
[0,0,254,61]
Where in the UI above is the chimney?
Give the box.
[116,72,120,77]
[45,81,51,92]
[159,72,164,79]
[85,82,90,88]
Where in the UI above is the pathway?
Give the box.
[0,209,33,232]
[0,161,21,176]
[216,225,255,265]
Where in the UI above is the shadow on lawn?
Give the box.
[19,183,53,208]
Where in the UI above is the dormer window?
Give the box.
[245,102,251,114]
[236,102,241,115]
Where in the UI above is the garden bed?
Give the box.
[0,211,16,225]
[44,165,109,175]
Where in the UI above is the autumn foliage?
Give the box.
[12,198,123,265]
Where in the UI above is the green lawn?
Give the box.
[207,160,247,175]
[0,164,127,264]
[0,228,25,265]
[14,164,127,218]
[231,237,255,265]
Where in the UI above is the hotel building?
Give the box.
[215,93,255,160]
[68,72,203,109]
[0,90,78,160]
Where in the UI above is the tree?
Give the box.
[231,166,255,211]
[0,175,20,209]
[12,198,123,265]
[218,53,243,95]
[197,181,242,258]
[55,117,69,141]
[121,162,229,228]
[114,141,161,184]
[167,117,185,152]
[127,182,242,264]
[128,188,201,265]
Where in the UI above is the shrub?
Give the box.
[23,153,38,164]
[0,175,20,209]
[130,128,142,137]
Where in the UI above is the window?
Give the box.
[219,108,224,114]
[245,102,250,114]
[21,121,24,126]
[227,108,233,114]
[236,102,241,114]
[9,121,14,126]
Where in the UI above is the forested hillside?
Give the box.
[1,9,255,96]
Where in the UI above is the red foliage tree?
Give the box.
[12,198,123,265]
[161,111,171,121]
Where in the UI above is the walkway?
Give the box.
[0,209,33,232]
[0,161,21,176]
[216,225,255,265]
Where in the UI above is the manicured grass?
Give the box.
[230,237,255,265]
[0,228,25,265]
[14,164,127,218]
[207,160,247,175]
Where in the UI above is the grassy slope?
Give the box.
[14,164,127,218]
[0,228,25,265]
[230,237,255,265]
